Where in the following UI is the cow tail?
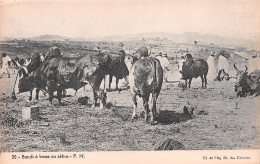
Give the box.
[152,60,157,104]
[103,74,106,93]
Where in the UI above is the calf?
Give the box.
[129,57,163,124]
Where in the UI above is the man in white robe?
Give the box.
[178,56,185,80]
[216,54,229,81]
[160,53,170,82]
[248,55,260,73]
[0,53,12,78]
[206,52,216,81]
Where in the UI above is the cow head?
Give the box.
[234,63,249,94]
[184,53,193,61]
[45,47,62,61]
[118,50,126,56]
[178,56,185,74]
[81,53,111,80]
[124,54,134,71]
[17,67,28,78]
[234,63,248,85]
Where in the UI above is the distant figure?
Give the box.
[40,53,45,63]
[216,52,229,81]
[156,52,162,60]
[206,52,216,81]
[156,52,170,82]
[178,56,185,80]
[160,53,170,82]
[0,53,12,78]
[248,55,260,73]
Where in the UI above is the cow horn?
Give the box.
[12,59,22,68]
[234,63,238,72]
[245,65,248,73]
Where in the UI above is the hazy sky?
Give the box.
[0,0,260,40]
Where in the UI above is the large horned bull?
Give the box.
[234,63,260,97]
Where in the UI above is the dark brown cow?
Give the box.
[107,50,129,91]
[179,53,208,88]
[18,47,111,108]
[129,57,163,124]
[16,47,62,100]
[40,52,110,108]
[15,52,44,101]
[44,46,62,61]
[234,64,260,97]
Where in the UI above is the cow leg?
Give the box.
[62,89,67,97]
[47,81,55,105]
[200,75,204,88]
[57,89,63,105]
[153,92,160,116]
[35,88,40,100]
[204,74,207,88]
[108,75,112,91]
[185,79,188,88]
[99,90,107,109]
[188,78,192,88]
[92,90,98,108]
[216,70,222,81]
[115,77,119,90]
[49,91,54,105]
[142,95,150,123]
[124,76,129,85]
[29,90,33,101]
[131,94,138,120]
[151,93,158,123]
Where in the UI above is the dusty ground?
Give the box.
[0,40,259,151]
[0,66,259,152]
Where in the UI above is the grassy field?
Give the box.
[0,40,259,151]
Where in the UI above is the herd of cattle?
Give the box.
[6,45,260,124]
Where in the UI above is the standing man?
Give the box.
[216,52,229,81]
[178,56,185,80]
[156,52,162,60]
[248,55,260,73]
[161,53,170,82]
[207,52,216,82]
[158,53,170,82]
[0,53,12,78]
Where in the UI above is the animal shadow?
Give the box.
[157,110,193,125]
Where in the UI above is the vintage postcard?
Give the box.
[0,0,259,163]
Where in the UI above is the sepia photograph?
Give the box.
[0,0,259,163]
